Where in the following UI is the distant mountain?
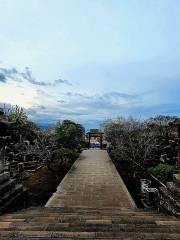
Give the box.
[81,120,102,132]
[37,119,102,132]
[38,122,55,130]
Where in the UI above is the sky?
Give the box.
[0,0,180,129]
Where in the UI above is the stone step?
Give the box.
[1,220,180,232]
[0,207,179,239]
[2,211,169,221]
[30,215,173,223]
[1,206,170,219]
[0,231,180,239]
[1,214,174,225]
[6,206,164,215]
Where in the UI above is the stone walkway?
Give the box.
[46,149,136,209]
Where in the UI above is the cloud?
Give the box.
[0,67,18,76]
[21,67,72,86]
[0,66,72,86]
[0,73,6,82]
[30,105,46,110]
[1,63,179,130]
[0,67,21,82]
[57,100,66,104]
[62,91,140,110]
[103,92,138,101]
[54,79,72,86]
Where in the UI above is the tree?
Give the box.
[146,115,177,138]
[5,105,39,142]
[102,117,158,165]
[55,120,85,149]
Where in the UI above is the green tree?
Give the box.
[5,105,39,142]
[55,120,85,149]
[50,147,79,173]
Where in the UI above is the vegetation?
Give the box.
[5,105,39,142]
[48,120,85,177]
[103,115,177,166]
[2,106,85,173]
[109,148,130,163]
[148,164,177,183]
[103,115,178,191]
[55,119,85,149]
[0,105,86,206]
[1,104,179,208]
[49,148,80,176]
[103,115,178,207]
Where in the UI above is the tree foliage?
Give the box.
[55,120,85,149]
[49,148,79,173]
[103,115,178,166]
[146,115,177,138]
[46,120,85,176]
[103,117,156,164]
[5,105,39,142]
[148,164,177,183]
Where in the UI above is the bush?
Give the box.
[55,120,85,149]
[110,148,130,163]
[148,163,177,183]
[49,148,79,175]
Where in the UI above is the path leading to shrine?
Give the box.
[46,149,136,208]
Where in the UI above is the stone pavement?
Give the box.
[46,149,136,208]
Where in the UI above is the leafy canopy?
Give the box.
[5,105,39,142]
[55,120,85,149]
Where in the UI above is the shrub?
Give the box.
[110,148,130,163]
[148,163,177,183]
[49,148,79,175]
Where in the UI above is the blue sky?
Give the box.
[0,0,180,129]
